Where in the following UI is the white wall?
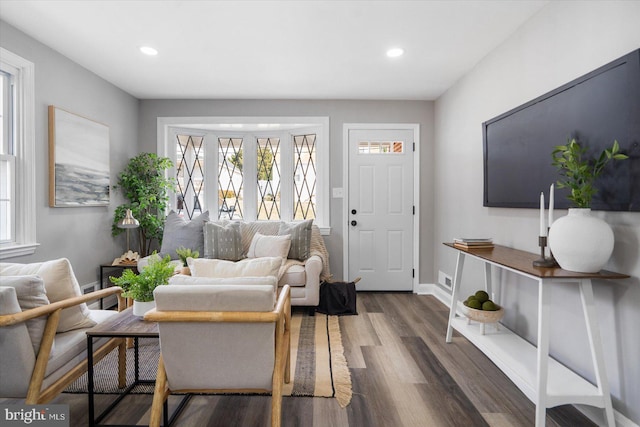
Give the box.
[0,21,140,286]
[434,1,640,424]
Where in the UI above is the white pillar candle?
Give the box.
[539,192,546,236]
[548,183,554,227]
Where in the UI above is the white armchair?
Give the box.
[0,259,126,404]
[144,278,291,427]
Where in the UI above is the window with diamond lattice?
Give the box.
[218,137,244,219]
[293,134,316,220]
[168,123,326,227]
[256,138,280,220]
[176,134,204,219]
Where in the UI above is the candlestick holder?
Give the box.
[545,227,559,267]
[533,236,556,267]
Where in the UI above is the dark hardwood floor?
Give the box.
[2,293,596,426]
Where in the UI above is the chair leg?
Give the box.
[271,389,282,427]
[284,329,291,384]
[271,324,287,427]
[150,356,170,427]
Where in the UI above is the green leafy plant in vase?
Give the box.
[175,246,199,275]
[549,138,628,273]
[551,138,628,208]
[110,254,175,316]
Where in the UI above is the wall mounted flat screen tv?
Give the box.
[483,49,640,211]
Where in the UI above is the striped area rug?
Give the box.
[65,312,352,408]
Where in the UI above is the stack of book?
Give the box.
[453,238,494,250]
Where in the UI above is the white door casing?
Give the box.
[344,125,419,291]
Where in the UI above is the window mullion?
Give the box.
[244,134,257,221]
[205,132,218,215]
[280,131,293,222]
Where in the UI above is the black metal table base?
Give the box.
[88,337,191,427]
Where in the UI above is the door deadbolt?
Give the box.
[351,209,357,215]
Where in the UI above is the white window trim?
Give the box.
[158,116,330,234]
[0,48,38,259]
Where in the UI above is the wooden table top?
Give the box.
[87,307,158,338]
[444,243,630,280]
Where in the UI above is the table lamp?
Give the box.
[116,209,139,265]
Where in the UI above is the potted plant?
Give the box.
[548,138,628,272]
[551,138,627,208]
[110,254,175,316]
[175,246,199,275]
[112,153,175,257]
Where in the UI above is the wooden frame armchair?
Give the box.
[145,283,291,427]
[0,286,126,404]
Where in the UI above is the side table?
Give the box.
[444,243,629,427]
[99,264,138,309]
[87,307,190,427]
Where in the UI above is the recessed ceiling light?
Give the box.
[139,46,158,56]
[386,48,404,58]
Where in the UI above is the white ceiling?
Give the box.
[0,1,549,100]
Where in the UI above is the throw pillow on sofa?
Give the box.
[0,275,51,354]
[203,221,243,261]
[0,258,96,333]
[188,257,282,278]
[247,233,291,259]
[160,210,209,259]
[279,219,313,261]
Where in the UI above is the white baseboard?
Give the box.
[414,282,451,308]
[414,282,638,427]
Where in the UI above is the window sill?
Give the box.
[0,243,39,260]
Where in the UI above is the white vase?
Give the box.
[548,208,614,273]
[132,300,156,317]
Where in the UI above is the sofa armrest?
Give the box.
[0,287,123,327]
[304,255,323,306]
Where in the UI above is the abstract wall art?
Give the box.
[49,106,110,207]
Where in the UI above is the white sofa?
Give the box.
[142,217,330,307]
[0,258,125,403]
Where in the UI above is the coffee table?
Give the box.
[86,308,190,427]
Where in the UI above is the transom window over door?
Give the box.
[161,117,328,232]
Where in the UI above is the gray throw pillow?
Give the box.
[279,219,313,261]
[203,221,244,261]
[160,210,210,260]
[1,275,51,355]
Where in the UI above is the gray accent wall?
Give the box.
[0,21,139,286]
[138,100,435,283]
[433,2,640,424]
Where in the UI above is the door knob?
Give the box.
[351,220,357,226]
[351,209,357,215]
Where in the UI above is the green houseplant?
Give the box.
[549,138,628,273]
[110,254,175,316]
[112,153,175,257]
[175,246,199,275]
[551,138,628,208]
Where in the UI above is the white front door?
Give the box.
[347,128,415,291]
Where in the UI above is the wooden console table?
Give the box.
[444,243,629,427]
